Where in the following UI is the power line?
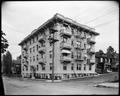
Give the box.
[74,6,116,23]
[85,9,117,24]
[94,19,118,28]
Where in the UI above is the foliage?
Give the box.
[1,31,9,53]
[2,51,12,76]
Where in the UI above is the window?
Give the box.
[36,55,38,61]
[37,65,39,71]
[33,46,35,52]
[79,64,81,70]
[63,37,68,43]
[36,45,38,51]
[100,58,103,62]
[30,48,32,53]
[49,51,52,58]
[84,44,86,49]
[33,37,35,43]
[63,64,67,70]
[50,54,52,58]
[50,43,52,46]
[42,65,45,70]
[50,63,52,70]
[71,40,73,45]
[41,54,44,58]
[22,51,24,55]
[84,64,86,70]
[71,64,74,70]
[30,57,32,62]
[77,64,81,70]
[33,56,35,61]
[22,59,24,63]
[36,35,38,41]
[31,39,33,44]
[71,52,74,58]
[26,66,28,71]
[89,64,92,70]
[30,40,31,45]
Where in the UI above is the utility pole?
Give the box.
[52,33,55,83]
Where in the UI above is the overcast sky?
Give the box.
[2,1,119,59]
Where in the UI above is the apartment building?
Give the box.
[19,13,99,80]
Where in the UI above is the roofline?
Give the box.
[18,13,99,46]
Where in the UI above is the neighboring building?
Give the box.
[95,53,108,74]
[18,13,99,80]
[95,50,119,74]
[12,55,21,75]
[107,52,119,72]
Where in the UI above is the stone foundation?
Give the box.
[22,73,98,80]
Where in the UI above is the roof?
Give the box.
[19,13,99,46]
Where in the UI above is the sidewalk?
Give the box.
[94,82,119,88]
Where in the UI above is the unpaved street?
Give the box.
[3,72,119,95]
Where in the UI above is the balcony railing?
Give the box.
[90,59,95,64]
[38,35,46,42]
[23,45,28,51]
[60,56,71,62]
[87,59,95,64]
[74,44,85,50]
[38,46,45,53]
[48,35,59,43]
[74,33,81,38]
[80,33,86,39]
[60,29,72,37]
[50,27,58,33]
[74,55,84,61]
[87,48,95,55]
[60,42,71,50]
[39,58,46,64]
[87,38,96,44]
[23,51,28,58]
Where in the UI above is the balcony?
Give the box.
[74,44,85,50]
[60,29,72,37]
[87,48,95,55]
[39,58,46,65]
[60,42,71,50]
[50,27,58,33]
[80,33,86,39]
[87,59,95,65]
[61,49,71,54]
[48,35,59,43]
[38,35,46,43]
[74,56,84,61]
[23,61,28,66]
[23,45,28,51]
[90,59,95,64]
[60,56,71,63]
[74,33,81,38]
[38,46,45,53]
[87,38,96,44]
[23,52,28,59]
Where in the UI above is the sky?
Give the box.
[2,1,119,59]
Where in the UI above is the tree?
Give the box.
[106,46,118,71]
[95,50,104,57]
[1,30,9,95]
[4,51,12,76]
[1,31,9,53]
[106,46,114,58]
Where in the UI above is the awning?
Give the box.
[61,50,71,54]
